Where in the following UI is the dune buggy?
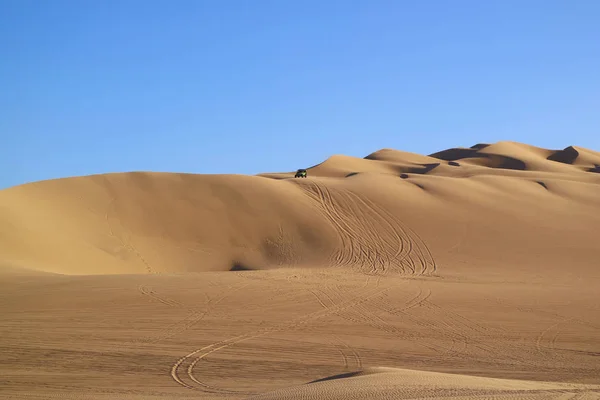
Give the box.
[295,169,307,178]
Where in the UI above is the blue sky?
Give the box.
[1,0,599,189]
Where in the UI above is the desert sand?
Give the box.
[1,141,599,399]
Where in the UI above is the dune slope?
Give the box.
[1,141,599,278]
[248,367,600,400]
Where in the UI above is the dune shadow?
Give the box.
[401,162,440,175]
[230,262,256,272]
[547,146,579,164]
[345,172,360,178]
[398,173,425,189]
[494,155,527,170]
[588,165,600,173]
[412,163,440,174]
[307,370,363,384]
[448,161,460,167]
[430,147,527,171]
[536,181,548,190]
[430,147,478,160]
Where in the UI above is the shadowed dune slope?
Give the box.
[429,141,600,174]
[1,141,599,277]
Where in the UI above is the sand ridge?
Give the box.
[247,367,600,399]
[1,141,599,399]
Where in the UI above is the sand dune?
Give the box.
[1,141,599,399]
[249,367,600,399]
[1,141,598,277]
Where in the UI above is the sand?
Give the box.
[1,141,599,399]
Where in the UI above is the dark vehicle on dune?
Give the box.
[295,169,307,178]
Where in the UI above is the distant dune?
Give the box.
[1,141,598,277]
[1,141,600,400]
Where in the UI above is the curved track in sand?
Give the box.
[138,284,184,308]
[169,276,390,395]
[133,281,249,347]
[298,180,437,276]
[169,179,444,395]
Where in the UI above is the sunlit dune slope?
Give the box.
[246,367,600,400]
[1,141,599,276]
[0,173,340,274]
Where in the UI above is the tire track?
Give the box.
[337,188,412,275]
[340,190,411,275]
[391,291,473,362]
[311,280,447,355]
[302,181,381,274]
[360,284,543,369]
[337,190,397,275]
[394,294,541,368]
[172,278,389,394]
[319,185,370,262]
[105,196,153,274]
[138,284,184,308]
[182,282,389,394]
[365,287,460,356]
[332,334,362,369]
[416,299,527,366]
[315,280,391,330]
[360,190,437,276]
[348,190,437,276]
[524,307,600,331]
[518,307,600,366]
[325,336,349,370]
[134,281,250,346]
[301,181,355,267]
[308,287,363,370]
[302,181,379,274]
[297,180,438,277]
[536,318,575,364]
[491,298,600,367]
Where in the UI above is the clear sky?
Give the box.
[2,0,599,189]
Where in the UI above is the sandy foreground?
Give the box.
[1,142,599,399]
